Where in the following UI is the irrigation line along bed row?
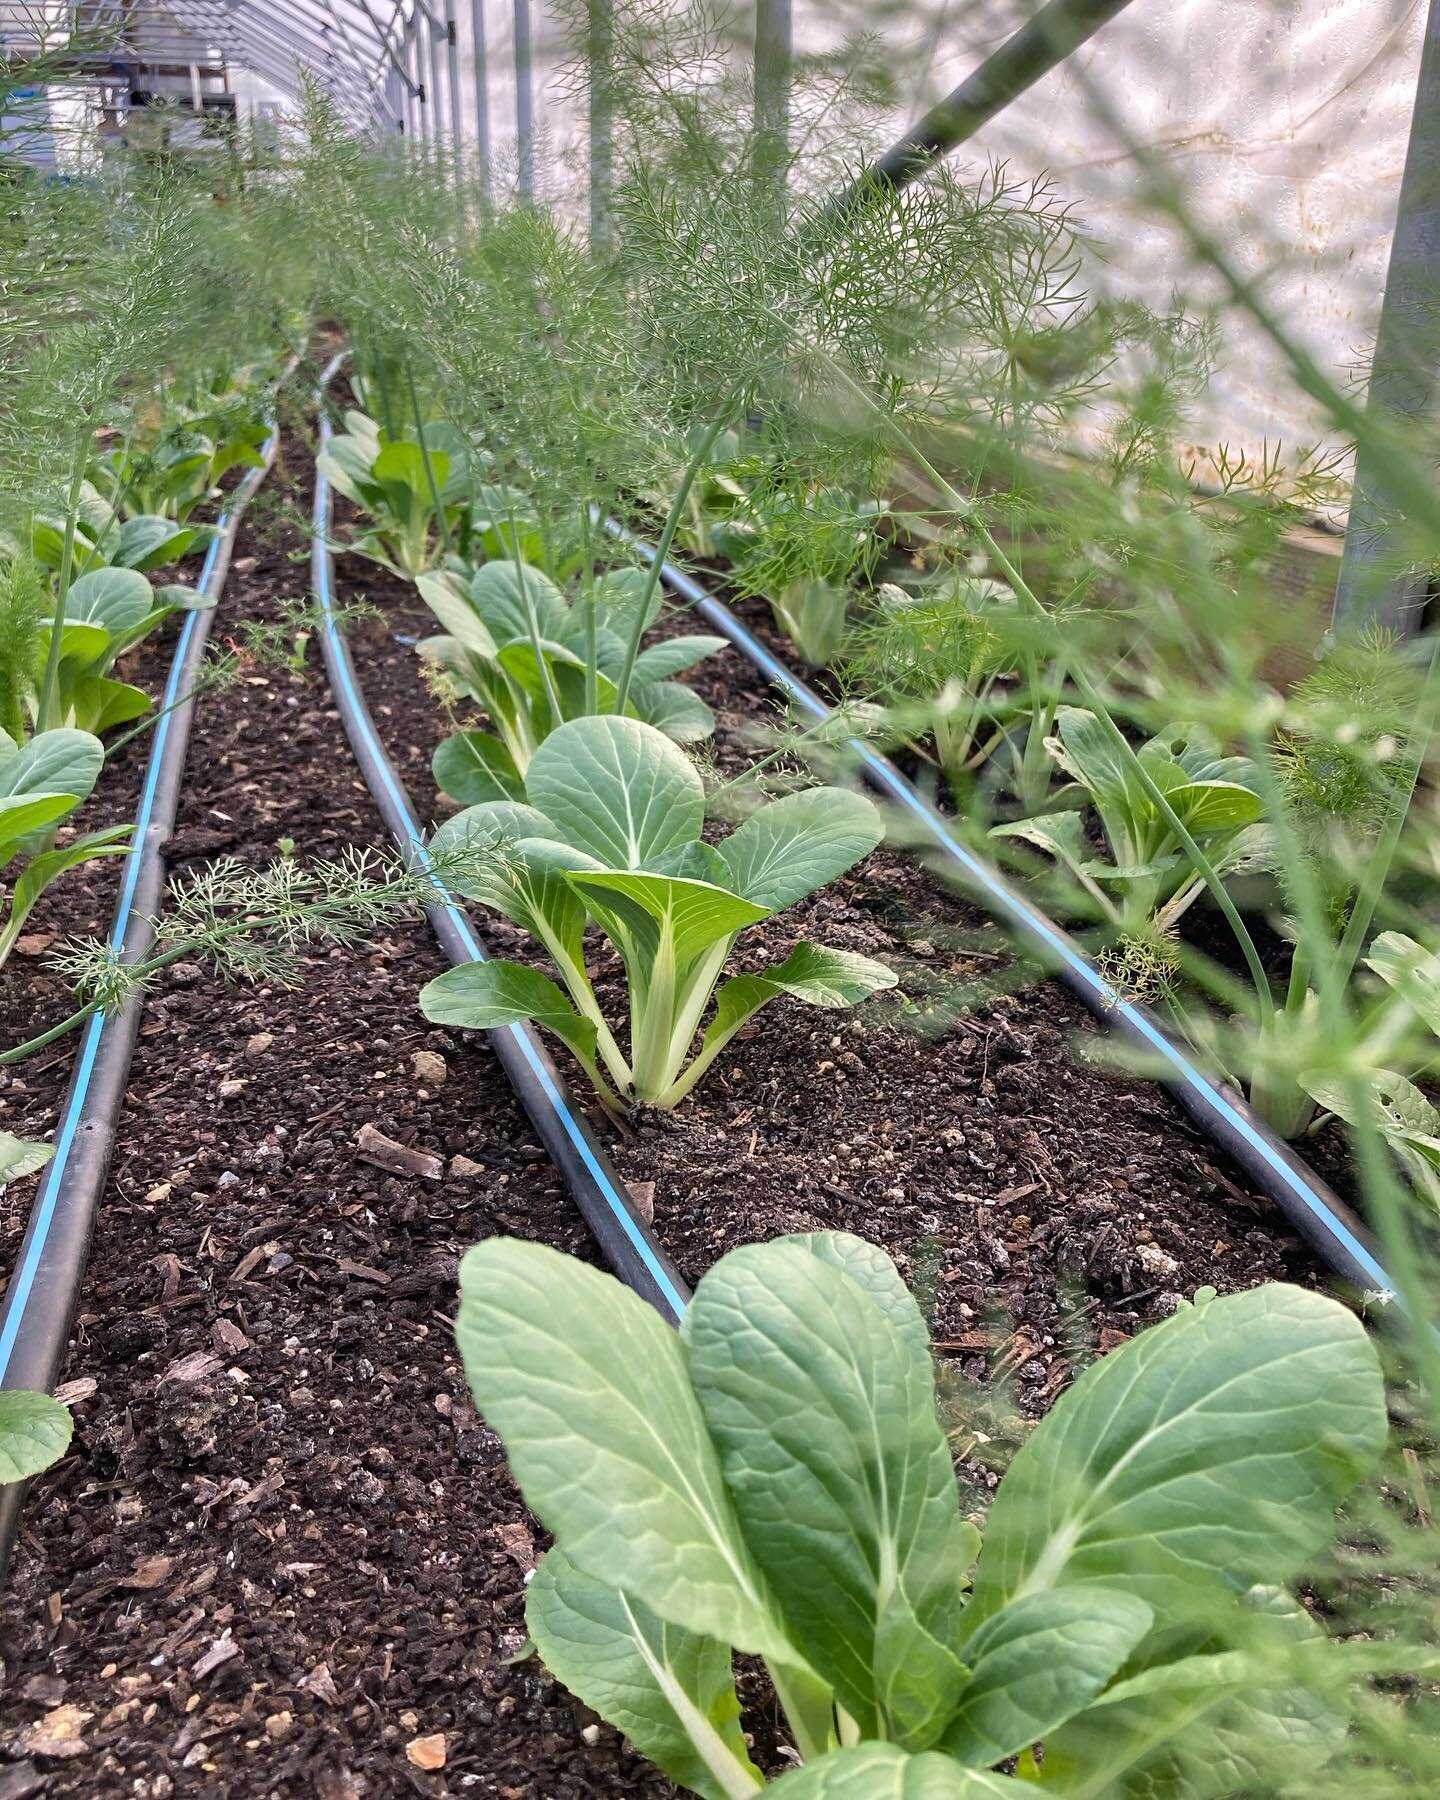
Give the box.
[311,392,689,1326]
[0,437,280,1585]
[607,523,1405,1313]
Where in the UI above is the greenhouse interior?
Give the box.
[0,0,1438,1792]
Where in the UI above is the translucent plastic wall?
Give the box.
[29,0,1421,457]
[493,0,1424,461]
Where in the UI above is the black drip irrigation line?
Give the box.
[822,0,1139,226]
[310,384,689,1327]
[609,522,1406,1315]
[0,437,279,1586]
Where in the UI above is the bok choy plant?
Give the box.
[727,482,890,667]
[30,483,215,577]
[992,706,1270,934]
[417,559,726,802]
[36,564,212,737]
[317,408,472,578]
[457,1229,1391,1794]
[0,723,128,971]
[418,715,894,1109]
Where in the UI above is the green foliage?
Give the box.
[318,409,471,578]
[0,722,128,973]
[30,484,216,576]
[0,555,46,742]
[456,1232,1389,1792]
[993,707,1271,933]
[419,714,892,1108]
[0,1131,53,1188]
[0,1390,72,1486]
[419,559,725,797]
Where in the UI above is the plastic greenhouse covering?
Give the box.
[2,0,1426,456]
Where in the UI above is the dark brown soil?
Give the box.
[335,550,1316,1361]
[0,452,674,1798]
[0,462,1323,1799]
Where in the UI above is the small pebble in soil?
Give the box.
[411,1049,448,1086]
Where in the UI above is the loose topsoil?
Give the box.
[0,447,1323,1798]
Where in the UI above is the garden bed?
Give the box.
[0,453,671,1798]
[333,544,1317,1355]
[0,454,1337,1795]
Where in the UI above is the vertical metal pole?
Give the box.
[444,0,463,172]
[752,0,790,202]
[428,9,446,153]
[513,0,534,199]
[406,15,425,139]
[471,0,492,203]
[588,0,613,242]
[1331,0,1440,637]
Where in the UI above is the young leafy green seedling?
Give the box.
[40,565,213,737]
[31,482,215,576]
[317,409,471,578]
[417,560,727,804]
[993,706,1271,933]
[418,714,895,1109]
[456,1231,1389,1795]
[0,725,131,970]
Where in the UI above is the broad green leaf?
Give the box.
[941,1588,1152,1767]
[651,840,732,885]
[768,1745,1033,1797]
[528,1548,760,1800]
[470,559,570,643]
[0,1132,54,1187]
[433,731,525,804]
[527,716,704,868]
[1166,780,1265,834]
[686,1239,972,1747]
[316,442,372,506]
[591,566,661,637]
[632,634,729,682]
[373,437,451,503]
[1366,931,1440,1036]
[112,515,203,570]
[0,792,81,859]
[132,582,216,630]
[0,728,102,803]
[632,678,717,744]
[1048,708,1139,816]
[430,800,556,906]
[782,1231,934,1362]
[343,408,382,446]
[1301,1069,1440,1202]
[962,1284,1386,1635]
[418,960,599,1070]
[70,675,152,736]
[497,638,587,713]
[991,809,1093,877]
[39,620,109,670]
[416,570,501,658]
[0,1391,72,1485]
[455,1238,793,1660]
[66,566,154,634]
[718,787,883,909]
[568,872,769,972]
[1041,1592,1345,1798]
[429,805,597,982]
[4,825,133,944]
[700,944,897,1062]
